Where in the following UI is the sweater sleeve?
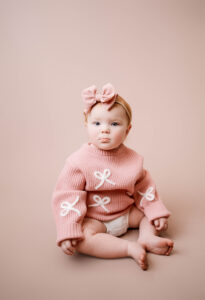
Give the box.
[51,159,87,246]
[133,167,171,222]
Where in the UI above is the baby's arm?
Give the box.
[52,159,87,247]
[133,167,171,223]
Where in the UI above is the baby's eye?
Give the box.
[111,122,119,126]
[93,121,100,126]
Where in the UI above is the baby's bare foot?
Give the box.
[139,235,174,256]
[127,241,148,270]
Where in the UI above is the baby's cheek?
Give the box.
[88,127,98,139]
[115,129,127,141]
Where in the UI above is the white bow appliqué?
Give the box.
[60,196,81,217]
[138,187,155,207]
[88,195,111,212]
[94,169,116,190]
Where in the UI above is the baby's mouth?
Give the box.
[99,138,110,143]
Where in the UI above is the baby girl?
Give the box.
[52,83,174,270]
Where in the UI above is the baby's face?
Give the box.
[85,103,131,150]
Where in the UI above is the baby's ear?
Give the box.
[126,123,132,134]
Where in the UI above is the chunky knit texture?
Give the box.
[52,143,171,246]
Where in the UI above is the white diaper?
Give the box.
[103,211,130,237]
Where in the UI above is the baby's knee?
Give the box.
[83,226,97,237]
[82,218,107,237]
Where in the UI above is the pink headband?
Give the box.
[81,83,131,121]
[81,83,117,114]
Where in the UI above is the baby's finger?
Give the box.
[66,240,76,250]
[61,243,73,252]
[62,247,74,255]
[160,219,168,231]
[158,219,165,230]
[63,240,72,248]
[71,240,78,246]
[163,223,168,231]
[154,219,159,228]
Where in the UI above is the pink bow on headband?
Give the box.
[81,83,117,114]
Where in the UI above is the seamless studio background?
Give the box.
[1,0,204,300]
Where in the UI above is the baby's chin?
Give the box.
[95,141,120,151]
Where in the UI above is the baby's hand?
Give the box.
[153,217,168,231]
[60,239,79,255]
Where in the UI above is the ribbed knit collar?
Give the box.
[83,142,127,157]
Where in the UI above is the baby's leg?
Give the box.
[128,205,174,255]
[75,217,147,270]
[138,217,174,255]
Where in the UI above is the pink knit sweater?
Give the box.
[52,143,171,246]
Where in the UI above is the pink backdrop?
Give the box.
[1,0,204,299]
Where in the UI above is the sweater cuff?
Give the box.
[143,201,171,222]
[56,222,84,247]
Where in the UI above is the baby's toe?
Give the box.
[139,253,148,270]
[166,242,174,256]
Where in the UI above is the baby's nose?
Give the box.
[101,126,110,133]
